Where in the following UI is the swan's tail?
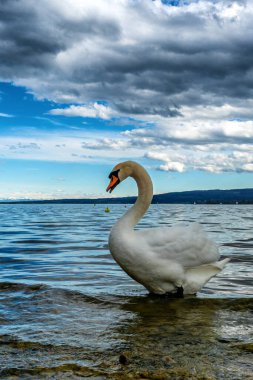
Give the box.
[212,257,230,270]
[184,258,230,294]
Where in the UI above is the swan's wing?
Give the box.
[135,223,219,268]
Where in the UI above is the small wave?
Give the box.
[14,239,63,244]
[0,363,100,378]
[0,230,30,235]
[0,281,120,307]
[0,281,47,293]
[17,248,51,254]
[222,242,253,248]
[0,334,93,352]
[0,335,55,350]
[237,237,253,242]
[230,255,253,263]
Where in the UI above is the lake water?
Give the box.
[0,204,252,379]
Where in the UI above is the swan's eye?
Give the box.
[108,169,120,179]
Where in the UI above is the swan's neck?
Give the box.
[115,165,153,230]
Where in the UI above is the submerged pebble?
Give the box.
[119,353,128,365]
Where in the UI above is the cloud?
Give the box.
[124,116,253,146]
[0,133,139,163]
[159,161,186,172]
[1,136,84,162]
[1,0,253,112]
[49,103,117,120]
[1,0,253,175]
[7,142,41,151]
[82,138,129,150]
[145,144,253,173]
[0,112,13,117]
[0,121,252,174]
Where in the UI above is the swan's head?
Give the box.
[106,161,134,193]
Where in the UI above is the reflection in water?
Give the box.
[0,204,253,379]
[0,283,252,379]
[114,296,253,379]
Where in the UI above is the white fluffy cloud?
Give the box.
[124,113,253,172]
[82,138,129,150]
[145,146,253,173]
[49,103,117,120]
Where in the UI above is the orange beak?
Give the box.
[106,175,119,193]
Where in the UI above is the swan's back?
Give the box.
[135,222,219,268]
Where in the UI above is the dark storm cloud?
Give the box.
[1,0,253,117]
[114,101,182,117]
[0,1,64,72]
[0,0,120,76]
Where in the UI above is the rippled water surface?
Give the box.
[0,204,252,379]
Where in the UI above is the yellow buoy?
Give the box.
[104,207,110,213]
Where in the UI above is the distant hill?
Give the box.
[153,188,253,204]
[1,188,253,204]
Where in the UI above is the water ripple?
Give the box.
[0,204,252,379]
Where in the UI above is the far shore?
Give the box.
[1,187,253,205]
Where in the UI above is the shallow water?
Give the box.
[0,204,252,379]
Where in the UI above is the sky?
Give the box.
[0,0,253,200]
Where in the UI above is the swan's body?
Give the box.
[106,161,229,295]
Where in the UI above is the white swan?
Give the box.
[106,161,229,296]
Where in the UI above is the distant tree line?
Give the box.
[1,188,253,204]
